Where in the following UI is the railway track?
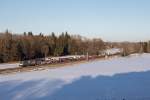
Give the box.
[0,59,87,75]
[0,54,121,75]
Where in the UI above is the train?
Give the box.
[19,48,123,67]
[19,55,86,67]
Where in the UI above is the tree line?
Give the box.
[0,30,149,63]
[0,30,105,63]
[109,41,150,56]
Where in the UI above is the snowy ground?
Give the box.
[0,53,150,100]
[0,63,19,69]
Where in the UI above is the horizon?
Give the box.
[0,0,150,41]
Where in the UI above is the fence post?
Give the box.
[86,52,89,61]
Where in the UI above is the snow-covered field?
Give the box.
[0,53,150,100]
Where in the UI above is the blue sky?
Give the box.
[0,0,150,41]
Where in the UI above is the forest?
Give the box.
[0,30,149,63]
[0,30,105,63]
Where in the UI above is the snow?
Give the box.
[0,53,150,100]
[99,48,122,56]
[105,48,122,55]
[0,63,19,69]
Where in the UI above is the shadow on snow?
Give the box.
[1,71,150,100]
